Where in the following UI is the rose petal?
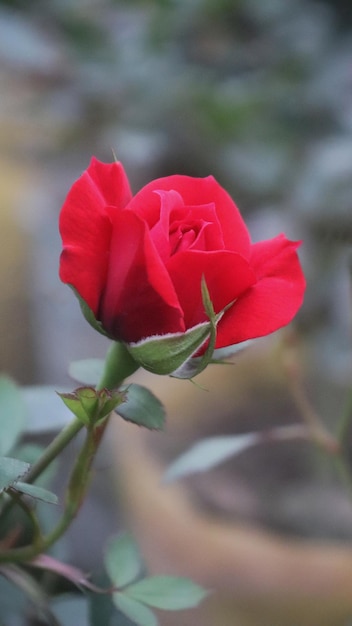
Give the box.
[59,158,132,314]
[151,190,225,260]
[215,236,306,347]
[101,210,185,342]
[128,175,251,257]
[167,250,256,328]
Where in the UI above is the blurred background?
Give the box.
[1,0,352,624]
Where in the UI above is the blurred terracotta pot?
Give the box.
[110,343,352,626]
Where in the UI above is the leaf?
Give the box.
[0,375,26,455]
[50,595,89,626]
[89,580,115,626]
[68,359,105,386]
[126,321,211,376]
[16,443,57,488]
[113,593,158,626]
[105,534,142,589]
[125,576,208,610]
[13,482,58,505]
[164,424,309,482]
[163,433,259,482]
[1,565,43,606]
[0,456,30,493]
[117,385,166,430]
[0,564,56,622]
[0,566,26,616]
[22,385,72,434]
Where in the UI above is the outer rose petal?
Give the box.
[100,210,185,342]
[59,158,132,314]
[215,235,306,348]
[127,175,251,257]
[167,249,256,329]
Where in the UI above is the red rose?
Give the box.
[59,158,305,352]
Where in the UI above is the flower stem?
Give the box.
[96,342,139,391]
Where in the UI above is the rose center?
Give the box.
[169,224,198,254]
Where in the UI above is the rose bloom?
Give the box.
[59,158,305,350]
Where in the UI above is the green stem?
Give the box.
[21,342,137,486]
[0,418,84,523]
[7,490,43,547]
[0,342,139,563]
[96,342,139,391]
[25,418,83,485]
[0,424,97,563]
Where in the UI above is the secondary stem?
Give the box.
[25,418,84,485]
[24,342,138,486]
[0,341,139,563]
[0,423,98,563]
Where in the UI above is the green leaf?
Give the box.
[13,482,58,505]
[89,579,115,626]
[0,564,52,618]
[125,576,208,610]
[0,456,30,493]
[163,433,259,482]
[22,386,72,434]
[16,443,57,488]
[50,596,89,626]
[0,567,26,617]
[0,376,26,455]
[126,321,211,376]
[105,533,142,589]
[113,593,158,626]
[68,359,105,386]
[117,385,165,430]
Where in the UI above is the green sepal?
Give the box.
[98,342,139,390]
[171,277,220,379]
[58,387,125,426]
[69,286,110,339]
[125,320,210,376]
